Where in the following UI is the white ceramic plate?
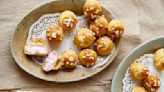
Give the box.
[112,36,164,92]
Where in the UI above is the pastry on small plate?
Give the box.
[83,0,101,19]
[24,38,48,56]
[46,25,64,42]
[42,50,63,72]
[79,49,97,67]
[154,48,164,70]
[61,50,78,69]
[95,36,113,56]
[132,86,146,92]
[130,63,149,80]
[90,16,108,37]
[59,10,77,31]
[107,20,125,39]
[143,74,160,92]
[74,28,95,49]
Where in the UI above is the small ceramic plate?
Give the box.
[11,0,121,82]
[111,36,164,92]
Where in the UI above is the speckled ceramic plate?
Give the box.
[11,0,121,82]
[112,36,164,92]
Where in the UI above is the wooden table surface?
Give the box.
[0,0,164,92]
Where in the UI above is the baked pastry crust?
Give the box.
[143,74,160,92]
[79,49,97,67]
[74,28,95,49]
[154,48,164,70]
[130,63,149,80]
[90,16,108,37]
[46,25,64,42]
[62,50,78,69]
[107,20,125,39]
[59,10,77,31]
[83,0,101,19]
[132,86,146,92]
[95,36,113,56]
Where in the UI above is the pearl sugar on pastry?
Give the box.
[74,28,95,49]
[107,20,125,39]
[59,10,77,31]
[83,0,101,19]
[79,49,97,67]
[90,16,108,37]
[61,50,78,69]
[95,36,113,56]
[130,63,150,80]
[46,25,64,42]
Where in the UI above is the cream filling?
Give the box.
[42,51,59,72]
[24,44,48,55]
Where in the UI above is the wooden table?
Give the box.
[0,0,164,91]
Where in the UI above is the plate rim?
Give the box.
[111,36,164,92]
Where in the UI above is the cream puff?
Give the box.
[90,16,108,37]
[130,63,149,80]
[83,0,101,19]
[42,51,63,72]
[107,20,125,39]
[59,10,77,31]
[132,86,146,92]
[24,38,48,56]
[74,28,95,49]
[95,36,113,56]
[154,48,164,70]
[61,50,78,69]
[143,74,160,92]
[46,25,64,42]
[79,49,97,67]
